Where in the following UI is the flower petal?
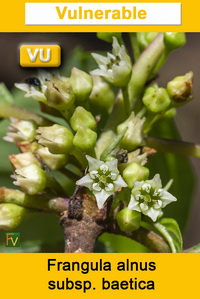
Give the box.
[93,189,111,209]
[160,189,177,208]
[76,174,93,190]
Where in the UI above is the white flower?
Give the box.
[91,37,132,87]
[4,117,37,143]
[128,174,177,222]
[14,71,53,103]
[76,155,127,209]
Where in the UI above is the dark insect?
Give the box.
[25,77,41,87]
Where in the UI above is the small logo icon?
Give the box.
[5,233,20,247]
[20,45,61,67]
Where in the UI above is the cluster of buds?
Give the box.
[1,32,186,237]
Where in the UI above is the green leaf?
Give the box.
[154,218,183,253]
[0,83,14,104]
[186,243,200,253]
[147,118,195,232]
[98,232,150,253]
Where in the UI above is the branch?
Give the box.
[0,103,51,125]
[107,220,171,253]
[146,136,200,158]
[0,187,69,213]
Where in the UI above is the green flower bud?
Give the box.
[70,106,96,132]
[9,152,40,170]
[36,124,74,154]
[73,127,97,151]
[4,118,37,143]
[0,203,27,230]
[164,33,186,51]
[70,67,93,102]
[13,164,46,195]
[167,72,193,106]
[36,147,68,170]
[117,112,145,151]
[163,107,177,119]
[137,32,158,51]
[142,86,171,113]
[45,76,75,110]
[97,32,122,43]
[89,76,115,112]
[123,162,149,189]
[116,207,141,232]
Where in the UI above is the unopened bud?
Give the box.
[73,127,97,151]
[36,147,68,170]
[0,204,27,230]
[70,106,96,132]
[163,107,177,119]
[4,118,37,143]
[167,72,193,105]
[142,86,171,113]
[137,32,158,51]
[116,207,141,232]
[9,152,40,170]
[123,162,149,189]
[36,124,74,154]
[97,32,122,43]
[89,76,115,112]
[13,164,47,195]
[70,67,93,102]
[164,33,186,51]
[45,76,75,110]
[117,112,145,151]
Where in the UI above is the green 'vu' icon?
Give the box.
[5,232,20,247]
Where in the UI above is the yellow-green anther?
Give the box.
[91,37,132,87]
[70,67,93,102]
[9,152,40,170]
[70,106,96,132]
[45,76,75,111]
[73,127,97,151]
[142,86,171,113]
[167,72,193,106]
[116,207,141,232]
[13,164,47,195]
[89,76,115,112]
[164,33,186,51]
[117,112,145,151]
[4,118,37,143]
[97,32,122,43]
[0,203,27,230]
[36,147,68,170]
[36,124,74,154]
[123,162,149,189]
[137,32,158,51]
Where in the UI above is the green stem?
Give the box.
[122,86,131,116]
[0,187,68,213]
[0,103,50,125]
[70,147,87,168]
[137,106,147,118]
[146,136,200,158]
[128,33,165,109]
[129,33,140,61]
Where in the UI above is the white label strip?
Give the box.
[25,3,181,26]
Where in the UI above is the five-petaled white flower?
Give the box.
[128,174,177,222]
[76,155,127,209]
[91,37,132,87]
